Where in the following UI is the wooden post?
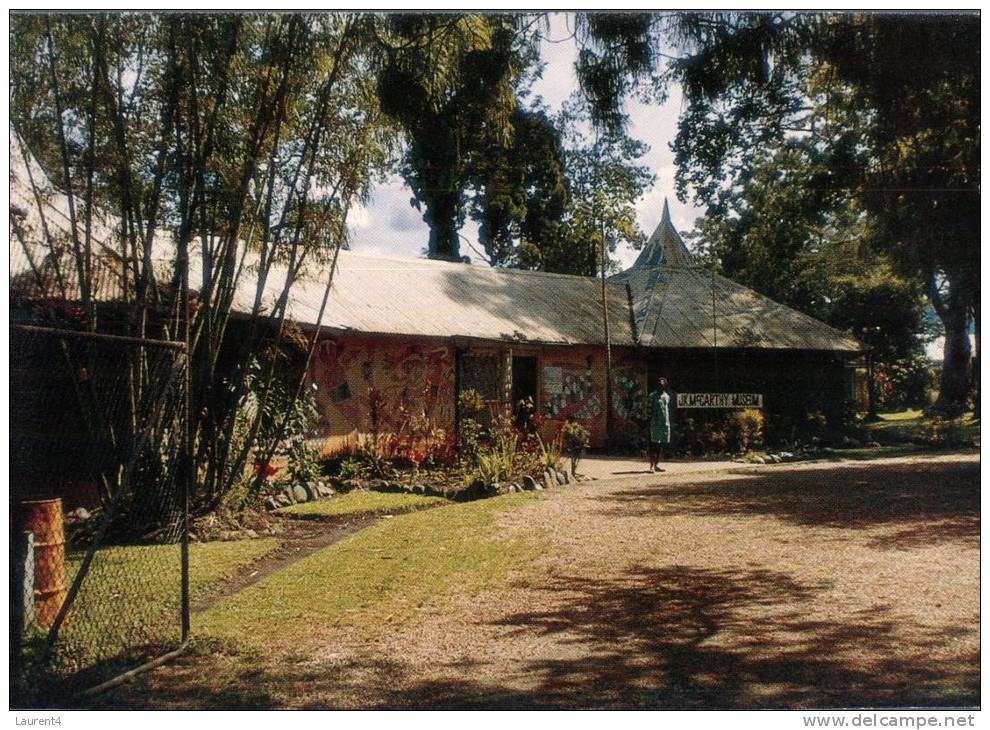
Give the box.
[600,222,614,451]
[10,530,34,685]
[866,350,878,420]
[504,348,514,417]
[11,531,34,639]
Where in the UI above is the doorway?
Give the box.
[511,355,539,428]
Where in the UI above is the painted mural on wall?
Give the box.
[309,338,455,441]
[543,359,602,421]
[612,366,646,426]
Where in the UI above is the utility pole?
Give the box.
[600,220,614,451]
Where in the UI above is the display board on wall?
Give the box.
[676,393,763,409]
[542,363,600,420]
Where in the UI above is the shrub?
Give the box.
[730,409,765,453]
[473,414,518,485]
[337,457,365,482]
[458,389,487,465]
[920,417,972,448]
[764,413,796,448]
[561,420,590,475]
[875,355,936,410]
[804,409,829,443]
[534,431,562,472]
[703,422,728,453]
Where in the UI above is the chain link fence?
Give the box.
[10,324,189,705]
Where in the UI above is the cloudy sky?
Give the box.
[346,13,704,270]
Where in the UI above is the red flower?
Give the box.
[253,462,279,478]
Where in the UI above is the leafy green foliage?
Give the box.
[666,13,978,414]
[374,14,536,260]
[473,414,519,486]
[875,355,936,411]
[469,107,569,269]
[10,13,396,513]
[554,103,654,275]
[576,11,977,413]
[561,420,590,475]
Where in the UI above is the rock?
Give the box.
[561,470,570,485]
[72,507,91,521]
[779,451,795,461]
[842,436,862,448]
[766,454,781,464]
[275,493,292,507]
[750,455,766,464]
[315,484,332,498]
[867,441,881,449]
[555,469,566,485]
[291,484,309,503]
[244,529,258,539]
[218,530,236,541]
[342,478,362,492]
[521,475,537,491]
[264,497,280,511]
[413,484,427,495]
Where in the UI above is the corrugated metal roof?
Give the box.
[311,251,637,345]
[10,134,863,353]
[611,203,864,352]
[632,198,694,268]
[611,263,863,352]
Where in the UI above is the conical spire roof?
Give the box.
[631,198,693,268]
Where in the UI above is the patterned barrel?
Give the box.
[19,498,67,629]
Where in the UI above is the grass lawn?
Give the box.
[99,453,978,709]
[27,539,279,678]
[862,409,979,446]
[197,493,538,648]
[275,489,446,519]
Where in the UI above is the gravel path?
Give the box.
[107,452,980,709]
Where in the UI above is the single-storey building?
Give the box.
[10,137,866,454]
[304,201,866,451]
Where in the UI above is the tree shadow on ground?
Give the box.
[94,563,978,710]
[599,461,980,544]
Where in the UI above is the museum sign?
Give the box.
[676,393,763,409]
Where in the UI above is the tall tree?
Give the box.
[574,11,979,414]
[10,13,394,510]
[374,14,535,261]
[467,100,653,275]
[557,103,654,276]
[694,142,934,369]
[468,106,569,269]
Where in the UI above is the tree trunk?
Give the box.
[972,295,980,417]
[425,192,462,261]
[933,283,972,416]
